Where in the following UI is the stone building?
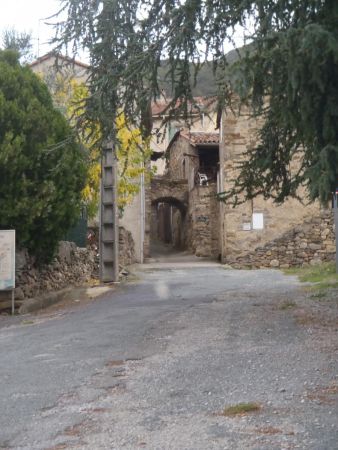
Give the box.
[150,103,336,267]
[218,106,335,267]
[150,130,221,258]
[143,97,220,260]
[150,97,218,175]
[30,56,335,266]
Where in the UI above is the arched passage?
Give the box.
[151,196,188,255]
[149,176,189,257]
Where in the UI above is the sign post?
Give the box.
[334,190,338,274]
[0,230,16,314]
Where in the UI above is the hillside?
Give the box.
[157,49,240,97]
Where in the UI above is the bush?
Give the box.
[0,50,87,262]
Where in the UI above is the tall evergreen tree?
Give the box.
[55,0,338,204]
[0,50,87,262]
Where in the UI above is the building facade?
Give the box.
[218,106,332,267]
[150,103,335,267]
[150,130,221,258]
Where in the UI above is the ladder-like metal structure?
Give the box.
[99,142,119,282]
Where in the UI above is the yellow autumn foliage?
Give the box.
[40,72,152,218]
[116,113,152,212]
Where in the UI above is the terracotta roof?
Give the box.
[166,129,219,155]
[151,100,170,116]
[181,131,219,145]
[151,96,216,116]
[29,52,90,69]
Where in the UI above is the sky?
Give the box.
[0,0,62,60]
[0,0,247,63]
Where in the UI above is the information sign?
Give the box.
[0,230,15,290]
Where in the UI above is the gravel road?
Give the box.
[0,263,337,449]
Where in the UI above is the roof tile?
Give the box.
[181,131,219,145]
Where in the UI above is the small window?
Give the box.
[252,213,264,230]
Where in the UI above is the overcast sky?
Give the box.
[0,0,62,59]
[0,0,246,64]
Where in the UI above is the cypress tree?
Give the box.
[0,50,87,262]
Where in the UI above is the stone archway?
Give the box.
[149,177,189,255]
[151,196,187,249]
[150,177,189,206]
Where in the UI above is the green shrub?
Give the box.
[0,50,87,262]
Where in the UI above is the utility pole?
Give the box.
[140,164,145,263]
[99,141,119,282]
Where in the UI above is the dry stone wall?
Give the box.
[0,226,136,311]
[119,226,136,267]
[226,210,335,268]
[11,242,97,306]
[188,183,220,258]
[150,176,189,206]
[220,106,321,260]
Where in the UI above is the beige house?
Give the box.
[30,53,147,261]
[30,53,89,84]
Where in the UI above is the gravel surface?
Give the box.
[0,264,337,449]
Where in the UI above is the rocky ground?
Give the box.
[0,262,337,449]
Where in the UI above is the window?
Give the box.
[252,213,264,230]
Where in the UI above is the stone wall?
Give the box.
[172,207,185,249]
[188,183,220,258]
[167,136,199,185]
[150,176,189,206]
[226,210,335,268]
[220,107,321,261]
[119,226,136,267]
[10,242,97,308]
[0,226,136,311]
[144,174,152,259]
[88,225,136,269]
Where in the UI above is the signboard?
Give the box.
[0,230,15,290]
[252,213,264,230]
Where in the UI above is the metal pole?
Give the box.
[334,193,338,274]
[140,165,145,263]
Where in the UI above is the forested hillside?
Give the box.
[158,50,239,97]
